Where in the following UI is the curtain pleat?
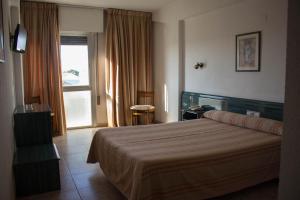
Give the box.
[21,1,66,136]
[105,9,153,127]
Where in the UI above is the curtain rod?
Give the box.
[22,1,152,13]
[22,0,105,10]
[58,3,104,10]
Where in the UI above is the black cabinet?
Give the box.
[13,104,60,197]
[14,104,52,147]
[14,144,60,196]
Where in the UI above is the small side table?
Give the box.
[130,105,155,125]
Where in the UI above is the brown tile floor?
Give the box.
[18,128,279,200]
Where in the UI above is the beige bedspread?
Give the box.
[87,118,281,200]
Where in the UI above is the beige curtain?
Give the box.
[105,9,153,127]
[21,1,66,136]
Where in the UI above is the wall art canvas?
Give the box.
[236,32,261,72]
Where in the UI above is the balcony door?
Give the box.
[60,36,94,129]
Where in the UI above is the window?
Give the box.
[61,36,89,87]
[60,36,92,128]
[63,91,92,128]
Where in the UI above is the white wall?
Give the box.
[87,33,108,126]
[94,33,108,126]
[153,20,180,122]
[153,0,287,122]
[184,0,287,102]
[10,0,24,106]
[59,6,103,33]
[0,0,16,199]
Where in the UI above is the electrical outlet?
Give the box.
[246,110,260,117]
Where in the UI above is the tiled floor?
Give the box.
[18,128,279,200]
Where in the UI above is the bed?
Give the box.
[87,110,283,200]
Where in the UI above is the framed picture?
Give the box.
[236,31,261,72]
[0,0,5,63]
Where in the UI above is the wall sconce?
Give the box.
[194,62,205,69]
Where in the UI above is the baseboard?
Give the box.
[95,123,108,127]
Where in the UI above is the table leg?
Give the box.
[146,112,149,125]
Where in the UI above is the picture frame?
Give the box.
[236,31,261,72]
[0,0,5,63]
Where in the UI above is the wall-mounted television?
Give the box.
[13,24,27,53]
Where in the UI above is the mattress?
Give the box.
[87,118,281,200]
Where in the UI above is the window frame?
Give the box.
[61,35,91,90]
[60,34,95,129]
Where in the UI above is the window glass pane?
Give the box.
[63,91,92,128]
[61,45,89,86]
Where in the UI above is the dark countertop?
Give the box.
[14,104,51,114]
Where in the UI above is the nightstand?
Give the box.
[182,110,205,120]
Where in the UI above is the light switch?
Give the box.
[246,110,260,117]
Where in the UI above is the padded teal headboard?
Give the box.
[181,92,284,121]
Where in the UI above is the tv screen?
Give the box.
[13,24,27,53]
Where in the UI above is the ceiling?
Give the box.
[34,0,175,11]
